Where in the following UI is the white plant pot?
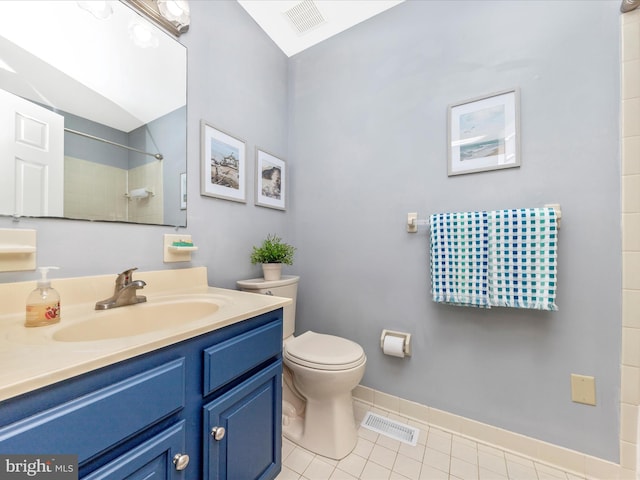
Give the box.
[262,263,282,281]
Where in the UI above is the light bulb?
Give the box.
[157,0,190,25]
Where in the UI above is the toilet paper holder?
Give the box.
[380,329,412,357]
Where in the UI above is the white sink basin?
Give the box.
[53,297,221,342]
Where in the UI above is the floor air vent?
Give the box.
[361,412,419,446]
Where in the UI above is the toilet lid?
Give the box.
[284,331,366,371]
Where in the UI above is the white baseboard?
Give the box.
[353,385,634,480]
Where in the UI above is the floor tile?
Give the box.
[285,447,315,475]
[535,462,568,480]
[329,469,358,480]
[426,429,452,455]
[479,466,508,480]
[361,460,392,479]
[478,450,508,477]
[283,438,297,460]
[390,472,412,480]
[398,441,426,462]
[423,447,450,473]
[419,464,448,480]
[451,440,478,465]
[450,457,479,480]
[353,437,375,459]
[279,404,588,480]
[303,457,335,480]
[359,426,380,443]
[277,465,302,480]
[392,453,422,480]
[377,434,402,452]
[336,453,367,478]
[505,459,538,480]
[370,444,398,469]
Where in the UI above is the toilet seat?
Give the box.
[284,331,366,371]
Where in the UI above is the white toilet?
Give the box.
[237,275,367,460]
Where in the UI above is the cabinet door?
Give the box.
[203,361,282,480]
[83,421,187,480]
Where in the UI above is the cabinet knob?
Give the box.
[211,426,226,441]
[173,453,190,471]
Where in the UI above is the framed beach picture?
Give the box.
[448,89,520,176]
[255,148,286,211]
[200,121,246,202]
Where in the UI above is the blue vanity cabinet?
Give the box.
[0,308,283,480]
[202,317,283,480]
[203,362,282,480]
[83,421,187,480]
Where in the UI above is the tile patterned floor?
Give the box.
[276,401,586,480]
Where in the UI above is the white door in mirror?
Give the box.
[0,89,64,217]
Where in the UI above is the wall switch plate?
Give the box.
[571,374,596,406]
[407,213,418,233]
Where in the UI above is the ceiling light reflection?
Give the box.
[129,22,159,48]
[77,1,113,20]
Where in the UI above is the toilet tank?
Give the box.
[236,275,299,339]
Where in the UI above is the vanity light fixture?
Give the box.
[621,0,640,12]
[77,1,113,20]
[126,0,190,37]
[157,0,190,26]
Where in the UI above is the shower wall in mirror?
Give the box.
[0,0,187,227]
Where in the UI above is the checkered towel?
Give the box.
[488,208,558,310]
[429,211,489,307]
[429,207,558,311]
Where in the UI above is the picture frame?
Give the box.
[180,172,186,210]
[200,121,246,203]
[448,88,520,176]
[255,148,286,211]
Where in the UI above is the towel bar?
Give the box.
[407,204,562,233]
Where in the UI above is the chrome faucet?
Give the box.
[95,267,147,310]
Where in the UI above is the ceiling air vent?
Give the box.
[283,0,326,35]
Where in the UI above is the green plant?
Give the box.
[250,234,295,265]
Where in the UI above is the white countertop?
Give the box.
[0,267,290,402]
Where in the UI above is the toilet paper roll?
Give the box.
[129,188,149,198]
[382,335,405,358]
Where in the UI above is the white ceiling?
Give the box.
[237,0,405,57]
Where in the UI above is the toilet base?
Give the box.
[282,393,358,460]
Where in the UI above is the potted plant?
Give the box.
[250,234,295,281]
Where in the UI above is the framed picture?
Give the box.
[448,89,520,176]
[255,148,286,211]
[180,172,187,210]
[200,121,246,202]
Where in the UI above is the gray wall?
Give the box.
[0,0,622,463]
[288,0,621,461]
[64,112,129,169]
[129,106,187,227]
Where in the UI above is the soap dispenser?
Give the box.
[25,266,61,327]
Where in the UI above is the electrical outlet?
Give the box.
[571,374,596,406]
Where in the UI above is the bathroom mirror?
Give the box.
[0,0,187,227]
